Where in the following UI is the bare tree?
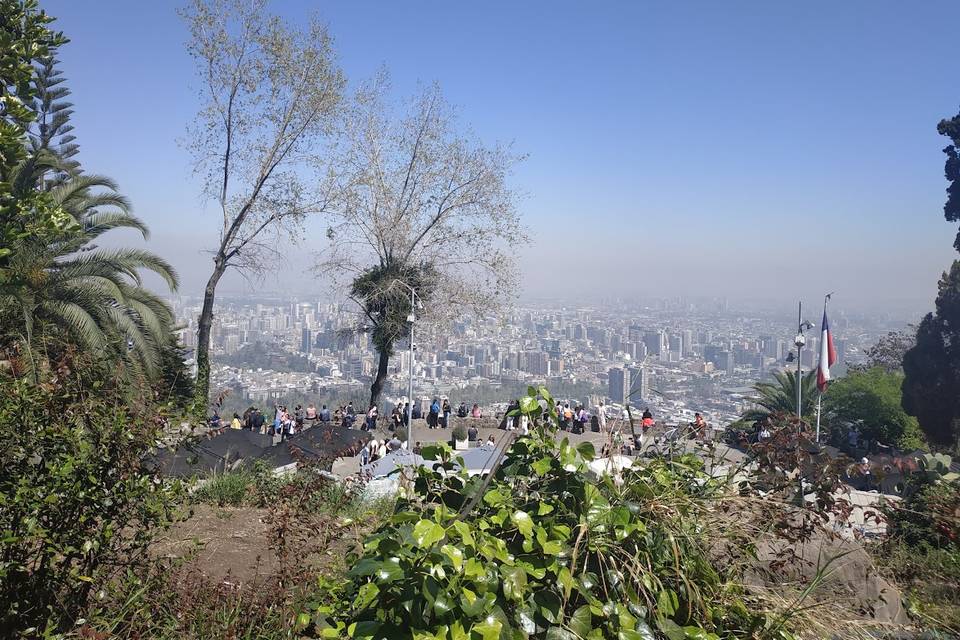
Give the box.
[181,0,344,410]
[318,81,526,407]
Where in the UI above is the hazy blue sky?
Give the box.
[43,0,960,315]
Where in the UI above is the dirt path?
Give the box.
[152,505,277,585]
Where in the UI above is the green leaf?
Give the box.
[656,618,685,640]
[538,385,554,405]
[546,628,576,640]
[450,621,469,640]
[465,557,485,579]
[348,620,381,639]
[483,488,508,507]
[635,623,657,640]
[557,566,574,599]
[500,565,527,601]
[470,618,503,640]
[421,444,444,461]
[353,582,379,610]
[576,441,596,460]
[453,520,475,546]
[511,510,533,538]
[569,605,593,638]
[460,587,485,617]
[537,501,555,515]
[519,395,540,413]
[413,519,445,548]
[434,593,454,616]
[535,590,563,623]
[681,627,720,640]
[441,544,464,570]
[532,456,553,476]
[542,539,564,555]
[376,558,403,582]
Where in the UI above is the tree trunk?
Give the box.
[369,348,391,409]
[193,259,226,415]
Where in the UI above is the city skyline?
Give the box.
[43,0,960,315]
[181,293,890,427]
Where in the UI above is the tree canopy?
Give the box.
[902,261,960,448]
[824,366,924,450]
[180,0,345,412]
[0,0,68,265]
[901,105,960,450]
[319,81,526,406]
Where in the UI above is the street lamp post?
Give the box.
[791,301,814,505]
[406,287,415,448]
[390,279,419,449]
[794,301,805,419]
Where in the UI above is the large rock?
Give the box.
[744,532,909,625]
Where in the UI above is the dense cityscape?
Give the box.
[7,0,960,636]
[172,294,905,424]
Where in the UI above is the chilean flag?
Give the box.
[817,309,837,392]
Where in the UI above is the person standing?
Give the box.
[359,444,370,469]
[231,413,242,430]
[598,401,607,432]
[365,404,378,431]
[442,399,452,429]
[429,398,440,429]
[576,406,588,434]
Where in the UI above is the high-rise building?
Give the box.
[627,365,648,402]
[300,327,312,354]
[608,367,630,404]
[668,335,683,359]
[682,330,695,355]
[643,331,665,357]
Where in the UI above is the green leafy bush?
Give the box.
[450,424,468,441]
[885,478,960,550]
[0,357,180,635]
[305,386,790,639]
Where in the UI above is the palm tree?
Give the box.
[1,171,179,381]
[741,369,818,423]
[1,55,181,383]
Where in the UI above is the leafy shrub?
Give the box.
[305,386,790,639]
[884,478,960,550]
[450,424,467,441]
[0,357,180,635]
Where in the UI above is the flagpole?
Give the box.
[816,292,833,444]
[815,392,822,443]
